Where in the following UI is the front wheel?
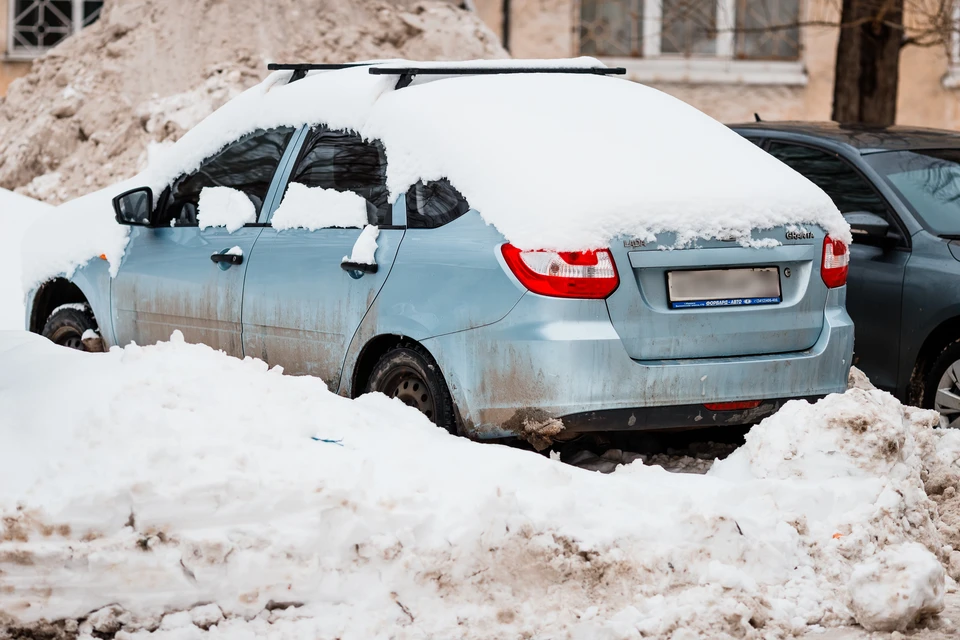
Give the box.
[365,345,458,434]
[923,338,960,428]
[41,305,101,352]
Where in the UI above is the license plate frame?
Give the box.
[667,267,782,309]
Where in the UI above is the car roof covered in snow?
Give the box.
[23,59,850,291]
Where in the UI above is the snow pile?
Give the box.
[272,183,370,230]
[343,225,380,265]
[0,334,956,637]
[197,187,256,231]
[848,543,945,632]
[0,189,52,329]
[0,0,505,204]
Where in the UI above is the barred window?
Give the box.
[8,0,103,59]
[579,0,800,60]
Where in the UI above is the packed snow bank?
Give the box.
[0,190,52,329]
[847,543,944,632]
[0,334,956,637]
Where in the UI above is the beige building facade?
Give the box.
[475,0,960,128]
[1,0,958,129]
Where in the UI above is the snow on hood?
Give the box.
[0,332,953,636]
[20,58,849,291]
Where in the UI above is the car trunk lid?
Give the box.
[605,227,828,360]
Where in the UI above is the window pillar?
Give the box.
[72,0,83,34]
[642,0,660,57]
[716,0,736,58]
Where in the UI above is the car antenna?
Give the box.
[754,113,762,123]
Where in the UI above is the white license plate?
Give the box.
[667,267,781,309]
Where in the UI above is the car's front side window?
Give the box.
[766,142,888,217]
[286,127,391,226]
[864,149,960,237]
[161,127,294,227]
[406,179,471,229]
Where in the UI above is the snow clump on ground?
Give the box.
[2,332,960,638]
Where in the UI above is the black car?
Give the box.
[733,122,960,426]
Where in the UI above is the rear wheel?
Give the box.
[365,345,457,434]
[923,338,960,428]
[41,306,99,352]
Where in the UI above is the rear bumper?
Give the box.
[423,288,854,439]
[560,396,824,432]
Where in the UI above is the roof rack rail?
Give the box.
[267,62,374,82]
[368,65,626,89]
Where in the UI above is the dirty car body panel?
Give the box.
[28,71,855,441]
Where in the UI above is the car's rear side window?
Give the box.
[406,179,471,229]
[766,142,888,217]
[163,127,294,227]
[287,127,391,225]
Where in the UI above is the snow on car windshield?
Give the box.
[21,58,849,291]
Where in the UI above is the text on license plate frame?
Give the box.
[667,267,782,309]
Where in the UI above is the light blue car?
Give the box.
[24,64,854,444]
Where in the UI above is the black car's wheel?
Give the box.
[923,338,960,428]
[366,345,458,434]
[41,306,99,352]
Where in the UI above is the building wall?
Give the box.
[0,0,33,96]
[474,0,960,130]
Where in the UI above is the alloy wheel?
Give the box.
[935,360,960,428]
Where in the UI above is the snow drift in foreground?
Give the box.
[1,332,956,638]
[0,190,52,330]
[20,59,849,291]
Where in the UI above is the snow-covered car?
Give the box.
[20,59,854,442]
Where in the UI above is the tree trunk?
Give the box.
[831,0,904,126]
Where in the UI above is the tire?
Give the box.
[921,338,960,428]
[41,306,99,352]
[365,344,458,434]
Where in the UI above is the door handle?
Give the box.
[341,260,378,274]
[211,252,243,265]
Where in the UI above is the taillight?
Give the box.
[500,243,620,299]
[821,235,849,288]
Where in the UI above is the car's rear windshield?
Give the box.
[865,148,960,236]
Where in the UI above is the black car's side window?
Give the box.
[406,179,471,229]
[161,127,294,227]
[766,142,888,218]
[287,127,391,225]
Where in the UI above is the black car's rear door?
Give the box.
[765,141,910,393]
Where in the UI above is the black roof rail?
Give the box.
[368,65,627,89]
[267,62,375,82]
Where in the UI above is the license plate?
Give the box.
[667,267,781,309]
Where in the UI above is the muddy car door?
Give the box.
[241,126,403,390]
[111,127,295,355]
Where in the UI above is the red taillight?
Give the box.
[500,243,620,299]
[821,235,849,288]
[704,400,763,411]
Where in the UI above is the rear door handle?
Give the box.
[211,252,243,265]
[341,261,378,274]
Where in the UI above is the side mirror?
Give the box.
[113,187,155,226]
[844,211,890,239]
